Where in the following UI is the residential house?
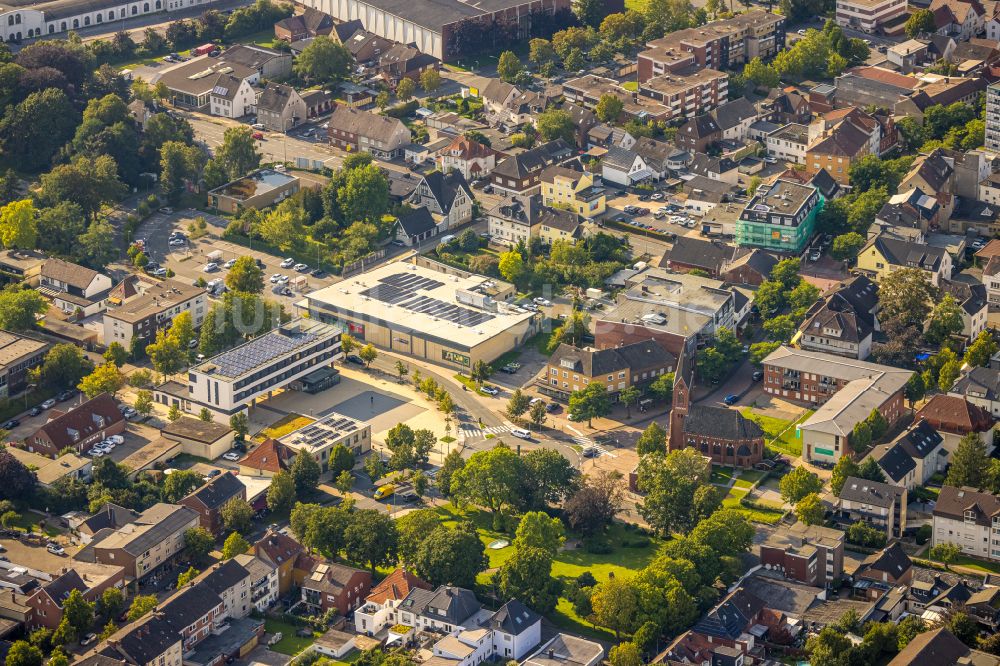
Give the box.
[601,146,652,188]
[805,116,876,185]
[835,476,908,539]
[759,522,845,586]
[856,234,952,286]
[759,87,812,125]
[480,79,545,128]
[668,356,764,467]
[303,88,335,117]
[436,136,498,181]
[411,170,473,229]
[233,553,280,613]
[178,472,246,535]
[254,529,306,596]
[915,393,995,453]
[681,175,737,216]
[712,97,758,141]
[562,103,598,148]
[25,567,125,631]
[194,559,253,619]
[355,567,432,635]
[687,153,740,185]
[900,149,956,221]
[5,447,91,489]
[895,77,984,124]
[889,627,1000,666]
[488,195,579,247]
[39,258,112,318]
[395,585,482,633]
[327,106,410,159]
[765,123,810,164]
[300,561,372,615]
[274,7,333,41]
[25,393,124,456]
[874,186,941,238]
[950,366,1000,417]
[208,73,258,119]
[490,140,574,196]
[676,114,722,153]
[933,485,1000,563]
[539,164,606,220]
[855,543,913,590]
[238,437,296,477]
[394,207,439,247]
[940,277,989,339]
[930,0,985,40]
[102,276,207,350]
[86,502,200,581]
[342,29,394,67]
[869,420,947,489]
[378,43,437,88]
[538,340,675,402]
[256,83,307,132]
[797,283,876,359]
[523,635,604,666]
[661,236,737,277]
[632,137,677,181]
[721,249,777,286]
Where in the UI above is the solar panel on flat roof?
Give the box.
[209,328,320,378]
[358,272,495,327]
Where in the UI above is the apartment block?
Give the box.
[933,485,1000,562]
[637,67,729,122]
[637,11,785,82]
[835,0,907,33]
[986,82,1000,152]
[760,522,845,586]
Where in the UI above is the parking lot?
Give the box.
[136,209,342,312]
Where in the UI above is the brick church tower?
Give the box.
[668,353,692,452]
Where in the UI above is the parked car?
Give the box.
[224,259,237,269]
[269,273,283,283]
[168,237,186,247]
[150,267,168,277]
[752,370,764,381]
[57,390,75,401]
[46,543,65,556]
[374,484,395,500]
[479,385,499,396]
[723,394,739,405]
[203,262,219,273]
[582,446,599,457]
[545,402,560,413]
[346,354,365,365]
[222,451,242,461]
[81,633,97,647]
[41,398,56,409]
[159,207,173,214]
[311,269,327,278]
[533,297,552,306]
[280,258,295,268]
[28,406,42,416]
[206,469,221,478]
[294,263,309,272]
[808,250,822,262]
[511,428,532,440]
[2,419,19,429]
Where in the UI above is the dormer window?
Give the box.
[965,509,977,523]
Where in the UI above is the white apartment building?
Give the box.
[280,412,372,476]
[165,319,342,422]
[234,554,279,613]
[933,485,1000,562]
[765,123,810,164]
[836,0,907,33]
[102,277,207,349]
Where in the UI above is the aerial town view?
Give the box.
[1,0,1000,663]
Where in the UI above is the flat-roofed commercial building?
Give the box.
[156,319,342,422]
[297,0,571,61]
[300,258,539,370]
[0,331,48,399]
[280,412,372,476]
[836,0,906,33]
[207,169,300,214]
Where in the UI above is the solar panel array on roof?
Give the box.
[359,271,495,327]
[212,85,229,96]
[210,329,319,378]
[284,413,361,450]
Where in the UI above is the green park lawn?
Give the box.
[720,485,785,525]
[264,619,321,656]
[434,504,663,640]
[710,466,735,485]
[741,408,814,458]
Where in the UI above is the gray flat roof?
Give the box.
[342,0,548,30]
[194,319,340,381]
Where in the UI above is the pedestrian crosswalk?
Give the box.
[568,426,616,458]
[459,424,512,440]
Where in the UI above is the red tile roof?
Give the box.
[915,394,993,434]
[239,438,294,474]
[366,568,431,604]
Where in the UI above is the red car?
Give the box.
[252,132,264,140]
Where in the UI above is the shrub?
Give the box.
[576,572,597,588]
[916,524,932,545]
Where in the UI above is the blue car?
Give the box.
[723,394,739,405]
